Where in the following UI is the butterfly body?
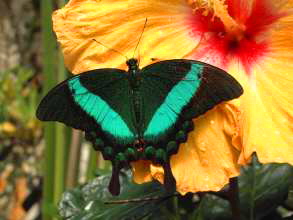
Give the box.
[125,58,144,139]
[37,58,243,195]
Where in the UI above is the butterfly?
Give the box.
[36,58,243,195]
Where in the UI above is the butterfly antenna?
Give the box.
[132,18,148,58]
[92,39,128,61]
[137,48,141,66]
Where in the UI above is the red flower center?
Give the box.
[187,0,285,75]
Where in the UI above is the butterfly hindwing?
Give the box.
[140,59,243,142]
[37,69,137,145]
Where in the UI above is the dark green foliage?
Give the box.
[0,66,43,220]
[190,194,231,220]
[238,157,293,220]
[58,160,293,220]
[190,159,293,220]
[58,171,170,220]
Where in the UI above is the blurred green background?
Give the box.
[0,1,109,219]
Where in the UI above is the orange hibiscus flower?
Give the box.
[52,0,293,194]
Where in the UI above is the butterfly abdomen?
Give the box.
[132,88,142,130]
[128,71,145,138]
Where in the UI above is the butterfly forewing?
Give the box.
[140,60,202,142]
[37,69,137,145]
[36,78,98,131]
[182,62,243,119]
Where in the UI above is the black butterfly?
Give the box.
[37,58,243,195]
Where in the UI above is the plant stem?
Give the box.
[53,22,69,205]
[41,0,57,219]
[66,129,82,188]
[173,194,180,220]
[228,177,241,220]
[86,147,98,181]
[53,124,66,203]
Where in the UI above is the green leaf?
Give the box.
[58,187,85,219]
[239,157,293,220]
[189,194,231,220]
[58,171,172,220]
[259,210,283,220]
[284,185,293,210]
[59,159,293,220]
[189,158,293,220]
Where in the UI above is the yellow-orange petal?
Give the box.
[53,0,245,194]
[52,0,198,74]
[148,102,242,195]
[131,160,153,183]
[230,10,293,165]
[53,0,293,194]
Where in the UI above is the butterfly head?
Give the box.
[126,58,139,72]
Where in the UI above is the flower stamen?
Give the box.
[187,0,246,41]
